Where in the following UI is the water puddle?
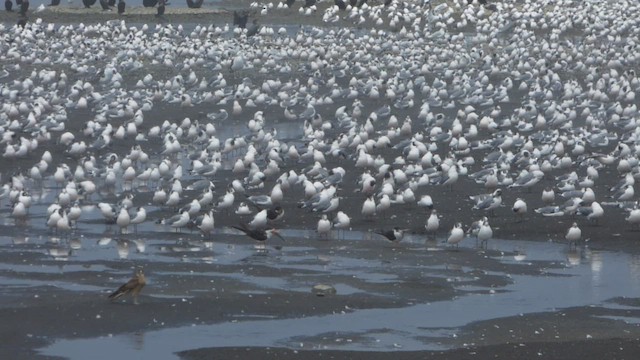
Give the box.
[39,237,640,359]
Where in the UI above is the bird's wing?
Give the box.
[475,197,492,210]
[108,277,139,299]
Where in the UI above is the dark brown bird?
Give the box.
[108,269,146,304]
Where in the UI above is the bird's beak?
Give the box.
[272,229,285,242]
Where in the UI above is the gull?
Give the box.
[477,218,493,249]
[610,173,634,193]
[162,210,190,232]
[11,201,28,222]
[625,206,640,230]
[374,227,407,243]
[108,269,146,305]
[512,198,527,222]
[612,184,634,202]
[472,189,502,216]
[447,223,464,248]
[197,186,216,207]
[565,222,581,248]
[561,188,585,200]
[207,109,229,122]
[248,209,268,230]
[417,195,434,210]
[425,209,439,239]
[235,202,252,215]
[265,206,285,224]
[247,194,273,208]
[317,214,332,239]
[542,187,556,204]
[576,201,604,225]
[333,211,351,237]
[438,165,459,190]
[361,196,376,219]
[508,170,543,192]
[467,218,483,240]
[47,207,63,231]
[152,188,167,204]
[97,203,117,224]
[116,207,131,234]
[181,199,202,217]
[231,224,284,248]
[535,197,582,217]
[376,194,391,213]
[130,207,147,232]
[68,202,82,226]
[217,188,235,212]
[197,211,215,238]
[165,190,181,208]
[357,175,377,195]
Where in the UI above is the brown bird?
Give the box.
[108,269,146,304]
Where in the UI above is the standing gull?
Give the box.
[565,222,581,248]
[447,223,464,248]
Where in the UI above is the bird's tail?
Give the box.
[108,287,126,300]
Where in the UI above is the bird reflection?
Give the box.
[116,239,130,259]
[566,247,581,267]
[12,235,28,245]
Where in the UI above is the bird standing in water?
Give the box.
[375,227,407,243]
[117,0,125,14]
[447,223,464,248]
[108,269,146,305]
[565,222,581,248]
[232,224,284,248]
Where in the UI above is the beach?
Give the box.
[1,0,640,359]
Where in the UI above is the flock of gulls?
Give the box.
[1,0,640,266]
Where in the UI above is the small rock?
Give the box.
[312,284,336,296]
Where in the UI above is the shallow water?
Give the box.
[36,235,640,358]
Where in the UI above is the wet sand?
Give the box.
[1,0,640,359]
[182,338,640,360]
